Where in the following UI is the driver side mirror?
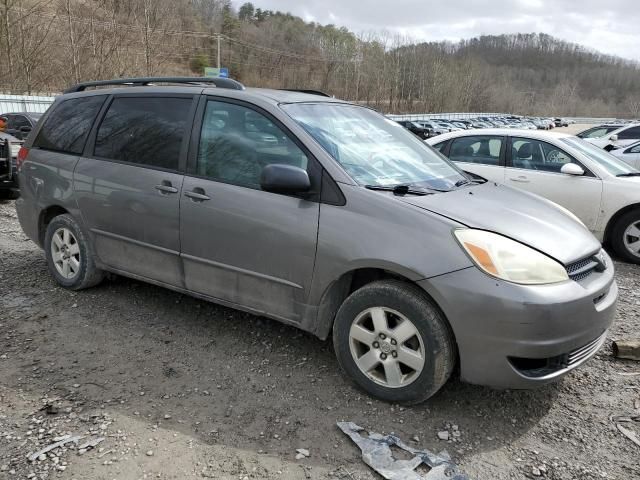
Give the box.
[19,125,31,133]
[609,134,618,142]
[561,163,585,176]
[260,164,311,194]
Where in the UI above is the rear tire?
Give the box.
[332,279,456,404]
[0,189,18,200]
[610,210,640,264]
[44,214,104,290]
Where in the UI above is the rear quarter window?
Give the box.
[432,141,448,152]
[94,96,192,171]
[34,96,106,154]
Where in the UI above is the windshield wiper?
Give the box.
[365,184,433,196]
[616,172,640,177]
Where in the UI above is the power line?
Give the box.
[7,6,358,64]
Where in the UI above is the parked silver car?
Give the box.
[15,77,617,404]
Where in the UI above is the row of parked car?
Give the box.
[395,116,572,139]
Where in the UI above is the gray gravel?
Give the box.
[0,199,639,479]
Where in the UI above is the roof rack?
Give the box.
[63,76,245,94]
[281,89,332,97]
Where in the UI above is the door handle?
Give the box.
[155,181,178,194]
[509,176,530,183]
[185,188,210,202]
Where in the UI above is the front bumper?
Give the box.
[418,253,617,389]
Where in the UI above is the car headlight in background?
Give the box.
[454,229,569,285]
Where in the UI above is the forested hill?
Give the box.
[2,1,638,117]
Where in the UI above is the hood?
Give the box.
[399,182,600,265]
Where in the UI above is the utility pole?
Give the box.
[217,34,221,69]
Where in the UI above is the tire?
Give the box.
[332,279,456,404]
[0,189,18,200]
[610,210,640,264]
[44,214,105,290]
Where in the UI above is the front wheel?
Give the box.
[44,214,105,289]
[610,210,640,264]
[333,280,456,404]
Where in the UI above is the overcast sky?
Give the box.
[235,0,640,61]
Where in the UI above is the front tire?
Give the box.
[610,210,640,264]
[333,280,456,404]
[44,214,104,289]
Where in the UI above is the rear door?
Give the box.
[179,97,320,322]
[444,135,506,182]
[505,136,603,230]
[74,94,196,286]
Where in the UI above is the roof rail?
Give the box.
[281,89,332,97]
[63,76,245,94]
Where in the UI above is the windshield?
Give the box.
[282,103,467,190]
[562,137,640,176]
[577,126,620,139]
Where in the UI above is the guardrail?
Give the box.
[386,113,633,124]
[0,94,55,114]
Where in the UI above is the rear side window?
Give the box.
[34,96,105,154]
[94,97,192,171]
[618,126,640,140]
[449,136,503,165]
[11,115,30,129]
[432,141,448,152]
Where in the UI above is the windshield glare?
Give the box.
[562,137,639,176]
[281,103,466,190]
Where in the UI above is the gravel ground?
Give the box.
[0,199,639,480]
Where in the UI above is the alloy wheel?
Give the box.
[51,227,81,279]
[623,221,640,259]
[348,307,425,388]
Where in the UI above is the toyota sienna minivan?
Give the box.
[15,77,617,404]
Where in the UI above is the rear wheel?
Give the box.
[610,210,640,264]
[333,280,456,404]
[0,189,18,200]
[44,214,104,289]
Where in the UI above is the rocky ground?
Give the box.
[0,199,639,480]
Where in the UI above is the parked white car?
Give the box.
[583,123,640,149]
[427,129,640,263]
[610,141,640,169]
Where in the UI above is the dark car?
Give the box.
[0,131,22,199]
[395,120,432,139]
[0,112,42,140]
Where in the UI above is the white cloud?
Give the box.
[234,0,640,61]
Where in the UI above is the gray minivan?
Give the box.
[15,77,617,403]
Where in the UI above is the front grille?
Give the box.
[567,333,604,367]
[509,331,607,378]
[565,255,600,282]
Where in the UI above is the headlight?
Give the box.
[454,229,568,284]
